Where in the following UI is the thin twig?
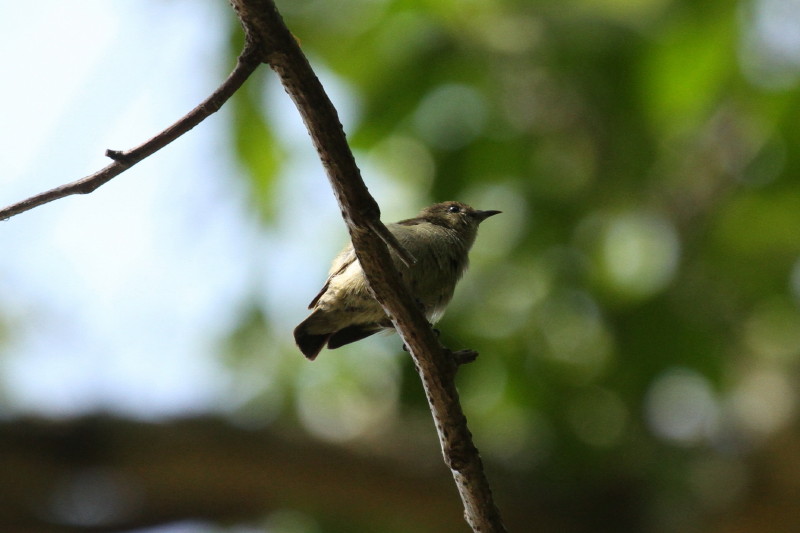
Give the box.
[0,46,261,221]
[229,1,507,531]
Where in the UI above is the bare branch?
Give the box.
[0,46,261,221]
[2,2,506,529]
[230,1,507,531]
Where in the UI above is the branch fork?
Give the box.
[0,2,507,531]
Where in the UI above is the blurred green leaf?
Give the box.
[218,1,800,530]
[639,7,737,136]
[230,74,285,222]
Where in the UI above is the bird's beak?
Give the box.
[474,209,501,222]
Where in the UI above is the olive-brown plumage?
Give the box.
[294,201,500,359]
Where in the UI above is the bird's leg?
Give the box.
[397,303,470,365]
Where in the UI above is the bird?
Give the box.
[293,201,501,360]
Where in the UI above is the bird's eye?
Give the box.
[447,205,461,213]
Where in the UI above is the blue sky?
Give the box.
[0,1,421,422]
[0,1,258,416]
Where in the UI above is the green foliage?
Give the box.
[224,0,800,530]
[231,77,285,220]
[228,26,285,221]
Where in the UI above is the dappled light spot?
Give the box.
[599,210,680,300]
[296,351,399,442]
[727,367,795,439]
[645,367,719,444]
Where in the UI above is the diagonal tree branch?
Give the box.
[230,1,507,531]
[0,45,261,221]
[1,2,506,530]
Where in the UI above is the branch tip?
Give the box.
[451,349,479,366]
[0,42,258,221]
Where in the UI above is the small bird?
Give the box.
[294,201,501,359]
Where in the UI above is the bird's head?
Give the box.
[419,201,501,235]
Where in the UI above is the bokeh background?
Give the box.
[2,0,800,532]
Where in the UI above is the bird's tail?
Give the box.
[293,313,331,360]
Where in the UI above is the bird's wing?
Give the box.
[308,245,357,309]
